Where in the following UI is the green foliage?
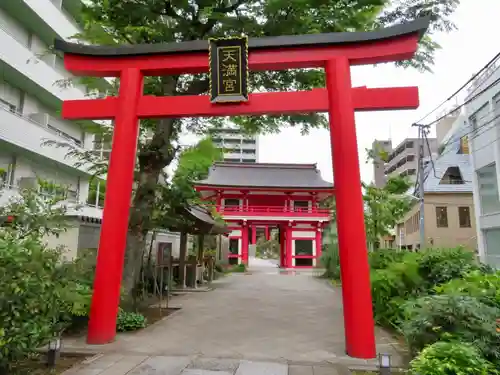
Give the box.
[368,248,406,270]
[0,187,77,371]
[370,253,424,327]
[256,237,280,259]
[409,342,499,375]
[363,175,414,247]
[0,237,65,370]
[116,308,147,332]
[229,264,247,273]
[369,247,480,328]
[401,295,500,363]
[435,270,500,309]
[155,137,224,231]
[417,247,479,288]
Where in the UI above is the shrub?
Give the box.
[401,294,500,363]
[409,341,499,375]
[0,237,66,371]
[320,243,340,280]
[435,270,500,309]
[417,247,478,289]
[370,253,424,327]
[368,249,406,270]
[116,309,147,332]
[230,263,247,272]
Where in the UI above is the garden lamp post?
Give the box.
[378,353,391,375]
[47,337,61,367]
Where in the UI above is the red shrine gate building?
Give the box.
[195,162,333,267]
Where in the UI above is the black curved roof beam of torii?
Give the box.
[53,18,431,81]
[54,17,429,59]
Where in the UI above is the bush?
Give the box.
[368,249,406,270]
[435,270,500,309]
[116,309,147,332]
[0,237,66,371]
[401,294,500,363]
[230,263,247,273]
[417,247,478,289]
[320,243,340,279]
[370,253,424,327]
[409,341,499,375]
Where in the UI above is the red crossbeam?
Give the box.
[62,86,418,120]
[63,34,419,77]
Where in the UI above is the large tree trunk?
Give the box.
[178,232,188,288]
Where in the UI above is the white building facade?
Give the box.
[0,1,95,202]
[211,127,260,163]
[466,56,500,268]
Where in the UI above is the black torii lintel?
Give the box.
[53,17,430,57]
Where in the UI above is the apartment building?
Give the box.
[0,1,106,258]
[466,55,500,268]
[372,137,438,187]
[210,127,259,163]
[371,139,392,187]
[396,115,476,250]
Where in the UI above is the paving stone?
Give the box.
[98,356,148,374]
[182,370,233,375]
[235,361,287,375]
[128,356,191,375]
[83,354,125,370]
[312,366,340,375]
[187,357,240,372]
[289,365,314,375]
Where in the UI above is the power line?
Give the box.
[414,51,500,124]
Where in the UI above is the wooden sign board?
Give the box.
[209,36,249,103]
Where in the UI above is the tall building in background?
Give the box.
[0,1,97,205]
[371,139,392,187]
[466,55,500,268]
[372,137,438,187]
[211,127,260,163]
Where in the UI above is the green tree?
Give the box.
[363,175,413,249]
[56,0,459,291]
[125,137,223,291]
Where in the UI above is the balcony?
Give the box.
[0,20,84,104]
[213,205,331,220]
[0,105,92,174]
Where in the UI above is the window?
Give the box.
[477,164,500,214]
[293,200,309,211]
[294,239,313,267]
[435,206,448,228]
[224,158,241,162]
[0,98,16,113]
[229,239,239,255]
[224,198,240,207]
[439,166,464,185]
[242,159,256,163]
[484,229,500,269]
[458,207,471,228]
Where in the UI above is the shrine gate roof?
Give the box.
[195,162,333,190]
[54,18,429,57]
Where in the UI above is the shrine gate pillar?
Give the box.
[87,68,143,344]
[325,57,376,358]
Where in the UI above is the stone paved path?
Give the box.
[63,259,404,374]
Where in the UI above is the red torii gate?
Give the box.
[54,17,429,359]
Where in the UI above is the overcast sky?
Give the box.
[257,0,500,184]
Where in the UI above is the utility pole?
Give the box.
[412,123,429,250]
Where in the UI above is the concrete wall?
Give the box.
[396,193,477,250]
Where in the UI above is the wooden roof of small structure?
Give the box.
[195,162,333,190]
